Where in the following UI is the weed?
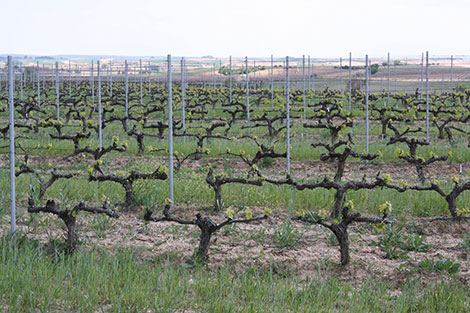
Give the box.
[250,227,268,245]
[372,226,409,260]
[459,233,470,251]
[259,156,274,168]
[273,219,302,249]
[373,226,431,260]
[401,233,431,252]
[419,258,461,274]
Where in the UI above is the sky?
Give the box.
[2,0,470,58]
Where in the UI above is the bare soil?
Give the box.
[3,151,465,186]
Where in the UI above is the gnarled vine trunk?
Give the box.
[331,223,350,266]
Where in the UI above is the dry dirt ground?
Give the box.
[2,151,465,184]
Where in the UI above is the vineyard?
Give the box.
[2,57,470,312]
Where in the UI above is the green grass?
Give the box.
[1,234,469,313]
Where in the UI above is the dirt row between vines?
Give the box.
[2,152,467,183]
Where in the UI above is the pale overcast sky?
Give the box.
[2,0,469,58]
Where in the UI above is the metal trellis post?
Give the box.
[69,60,72,97]
[168,55,174,207]
[98,60,102,151]
[55,61,60,120]
[246,56,250,134]
[140,59,143,105]
[286,56,290,172]
[387,52,390,106]
[450,55,454,91]
[181,57,186,135]
[365,55,370,154]
[8,56,16,234]
[302,55,306,121]
[37,61,41,117]
[91,61,94,108]
[125,60,129,128]
[348,52,352,113]
[229,56,232,103]
[271,54,274,107]
[426,51,430,142]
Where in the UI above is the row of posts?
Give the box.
[3,54,459,98]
